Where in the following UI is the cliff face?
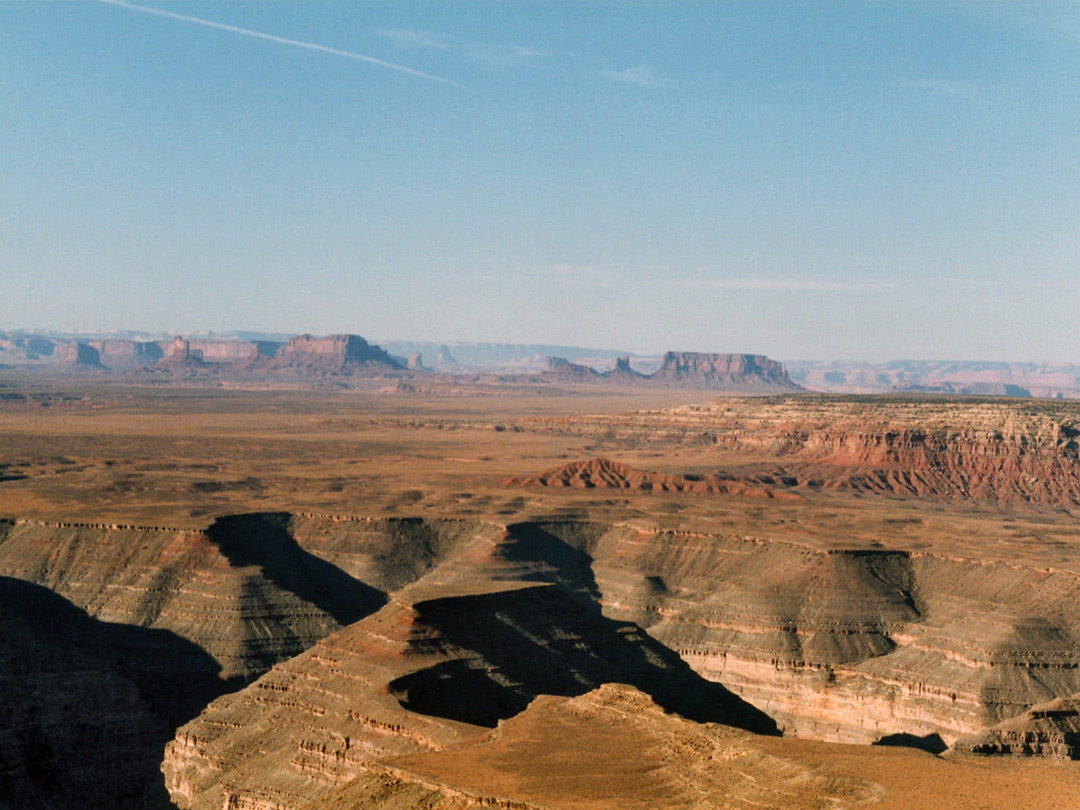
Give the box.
[58,342,103,367]
[186,339,267,363]
[564,523,1080,749]
[89,339,164,369]
[0,575,220,810]
[0,515,385,681]
[650,352,799,390]
[267,334,403,374]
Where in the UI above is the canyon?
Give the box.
[4,381,1080,808]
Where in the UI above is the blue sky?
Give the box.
[3,1,1079,360]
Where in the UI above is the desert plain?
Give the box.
[6,363,1080,809]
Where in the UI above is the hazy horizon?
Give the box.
[4,2,1078,363]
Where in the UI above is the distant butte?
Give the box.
[263,334,404,375]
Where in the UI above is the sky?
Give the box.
[3,1,1079,361]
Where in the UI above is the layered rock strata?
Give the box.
[162,582,772,810]
[519,398,1080,505]
[540,521,1080,748]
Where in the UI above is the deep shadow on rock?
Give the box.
[388,584,778,735]
[0,576,230,810]
[206,513,387,626]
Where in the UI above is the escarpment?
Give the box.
[519,398,1080,505]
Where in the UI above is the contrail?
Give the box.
[96,0,460,87]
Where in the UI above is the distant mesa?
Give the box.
[265,333,404,374]
[650,352,799,390]
[896,381,1034,398]
[187,338,272,363]
[0,333,57,361]
[1,330,802,393]
[537,351,800,391]
[58,341,104,368]
[89,339,164,369]
[501,457,799,499]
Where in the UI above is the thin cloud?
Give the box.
[96,0,460,87]
[375,29,455,50]
[601,65,664,88]
[377,28,565,64]
[687,277,891,292]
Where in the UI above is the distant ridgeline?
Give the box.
[787,359,1080,400]
[11,330,1078,397]
[0,330,803,391]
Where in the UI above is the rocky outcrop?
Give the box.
[956,695,1080,758]
[650,352,798,390]
[386,684,875,810]
[435,345,457,366]
[603,355,647,380]
[266,334,403,375]
[154,337,206,368]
